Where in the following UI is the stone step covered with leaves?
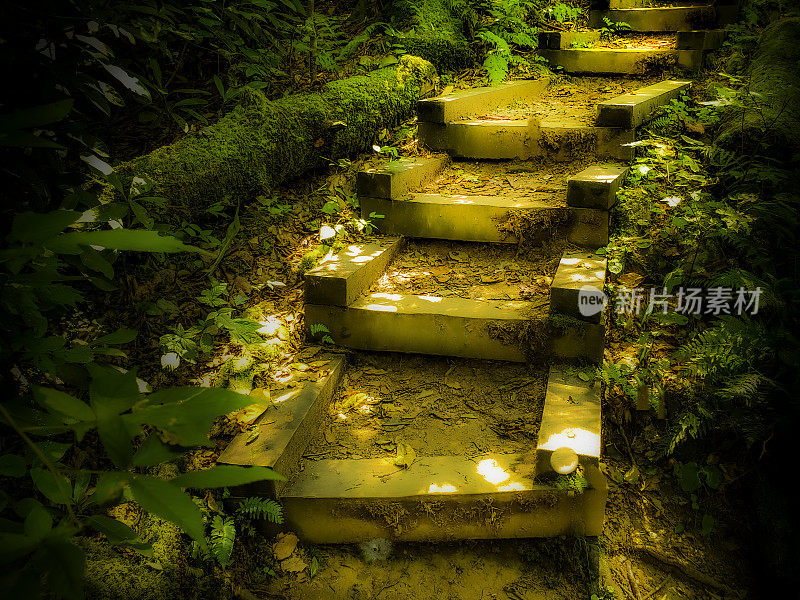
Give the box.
[280,453,607,543]
[588,6,716,31]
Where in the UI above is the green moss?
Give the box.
[81,538,180,600]
[546,312,588,333]
[120,56,437,219]
[388,0,473,70]
[717,17,800,159]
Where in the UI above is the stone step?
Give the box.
[280,453,607,542]
[567,163,628,210]
[677,28,727,50]
[417,79,548,124]
[538,48,677,75]
[360,193,564,244]
[538,118,634,161]
[418,119,536,160]
[217,355,346,496]
[360,195,609,248]
[306,293,605,363]
[596,80,691,128]
[538,30,602,50]
[535,367,602,475]
[419,117,633,160]
[357,154,449,200]
[550,250,608,323]
[305,294,536,362]
[588,6,716,31]
[305,237,405,306]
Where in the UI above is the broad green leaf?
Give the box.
[63,345,94,364]
[95,411,133,469]
[23,504,52,540]
[43,541,85,600]
[93,328,137,346]
[173,465,284,489]
[30,468,72,505]
[80,247,115,279]
[0,454,27,478]
[72,470,91,502]
[0,533,38,564]
[8,210,81,244]
[0,99,74,130]
[87,515,152,555]
[93,471,129,505]
[45,229,198,255]
[129,475,204,543]
[132,434,184,467]
[33,387,94,421]
[676,462,702,492]
[127,387,258,446]
[89,366,141,414]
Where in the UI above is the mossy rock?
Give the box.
[716,17,800,161]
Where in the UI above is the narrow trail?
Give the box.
[220,3,742,598]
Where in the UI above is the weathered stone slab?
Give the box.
[588,7,715,31]
[536,368,602,474]
[304,237,404,306]
[568,208,610,248]
[538,30,601,50]
[534,119,634,161]
[596,80,691,128]
[567,164,628,210]
[677,29,726,50]
[280,454,607,542]
[418,119,536,159]
[677,49,704,71]
[306,294,537,362]
[360,194,564,243]
[550,250,607,323]
[417,79,547,123]
[356,154,448,199]
[218,355,345,496]
[538,48,677,75]
[551,321,605,363]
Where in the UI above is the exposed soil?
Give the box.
[366,239,563,302]
[303,351,548,460]
[419,157,598,197]
[596,33,678,49]
[481,75,663,124]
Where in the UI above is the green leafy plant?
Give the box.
[473,0,540,85]
[599,16,632,40]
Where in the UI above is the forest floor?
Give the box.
[90,70,761,599]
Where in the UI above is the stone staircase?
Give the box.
[218,65,702,553]
[539,0,737,73]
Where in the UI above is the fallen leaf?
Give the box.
[273,533,299,561]
[340,392,368,411]
[281,556,307,573]
[394,442,416,468]
[617,272,644,288]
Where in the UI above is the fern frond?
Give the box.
[236,497,284,524]
[209,515,236,567]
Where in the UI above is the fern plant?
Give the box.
[236,497,284,524]
[474,0,540,85]
[209,516,236,568]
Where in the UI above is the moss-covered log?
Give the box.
[388,0,473,70]
[716,18,800,160]
[121,56,437,214]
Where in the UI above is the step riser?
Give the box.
[420,120,632,161]
[589,7,716,31]
[305,302,530,362]
[568,164,628,210]
[538,49,677,75]
[418,120,535,160]
[539,30,601,50]
[417,79,548,123]
[281,482,606,542]
[361,198,607,248]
